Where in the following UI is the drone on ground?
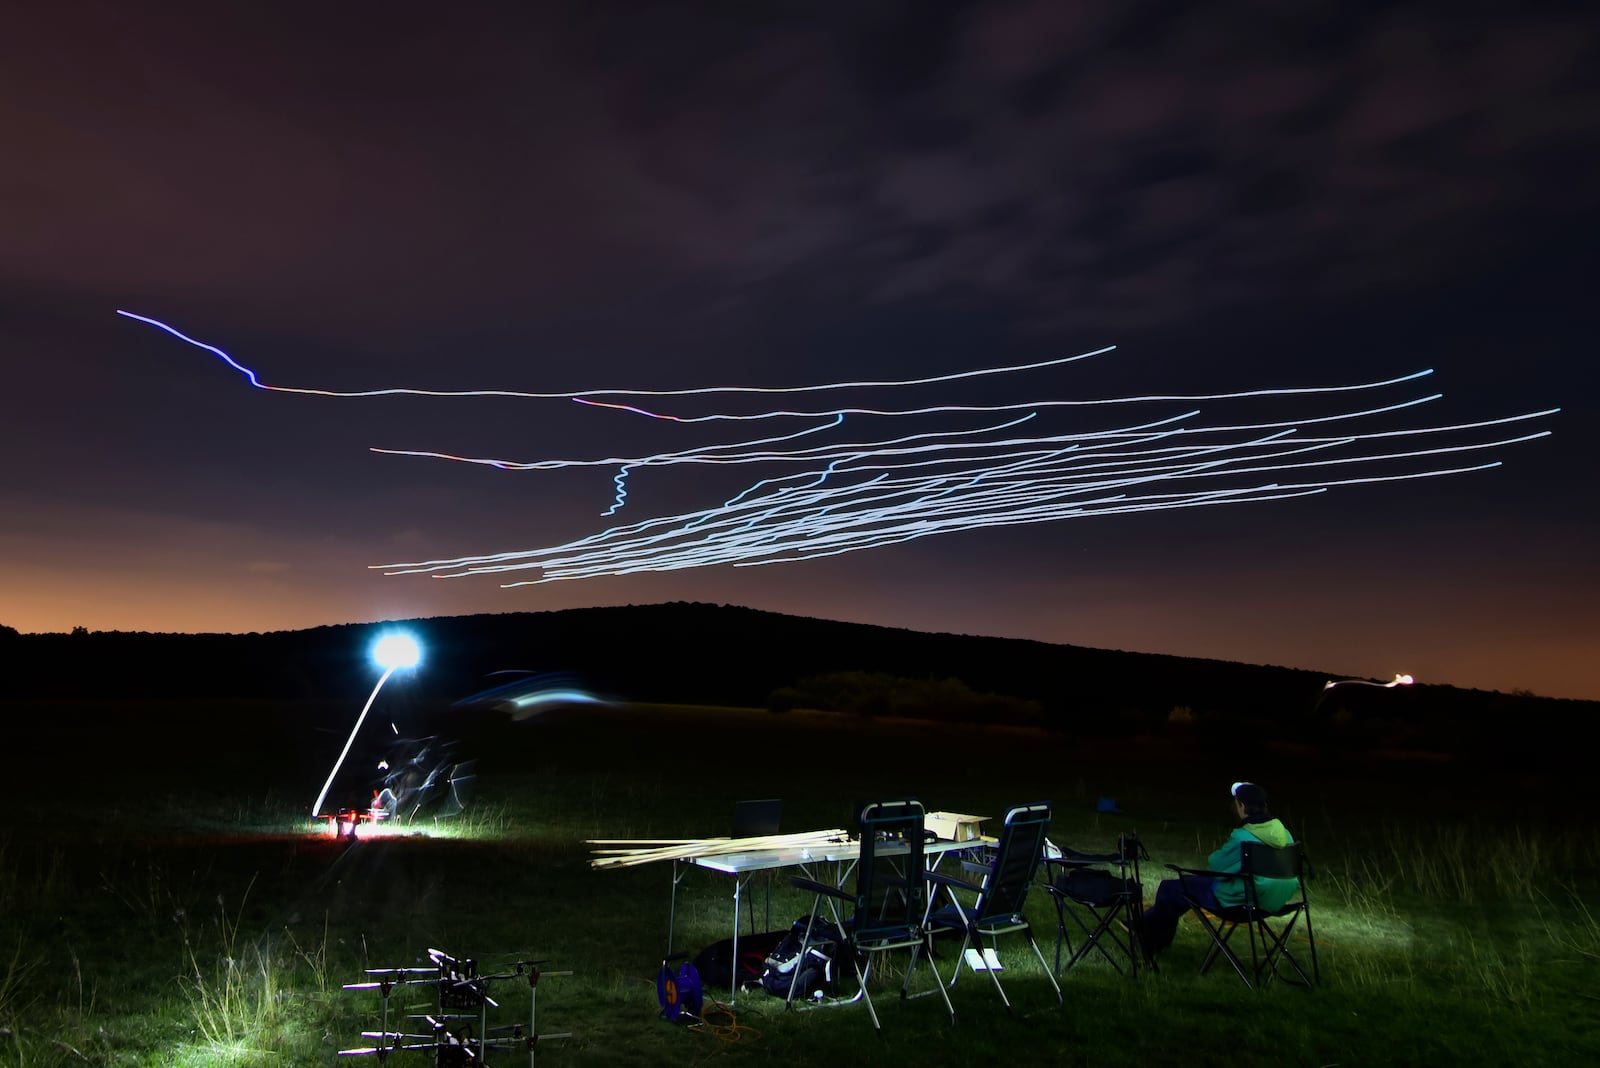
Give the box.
[317,737,477,839]
[340,947,571,1065]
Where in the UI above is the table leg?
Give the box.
[668,860,690,954]
[731,876,742,1004]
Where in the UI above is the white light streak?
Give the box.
[312,632,421,817]
[119,310,1559,587]
[312,665,396,819]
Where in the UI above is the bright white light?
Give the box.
[371,632,422,671]
[1324,672,1416,692]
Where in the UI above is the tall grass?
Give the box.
[179,880,276,1055]
[1540,886,1600,967]
[0,936,40,1036]
[2,703,1597,1066]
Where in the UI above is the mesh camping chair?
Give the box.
[924,802,1061,1013]
[1043,831,1151,977]
[785,798,954,1030]
[1166,840,1319,989]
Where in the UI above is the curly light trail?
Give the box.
[121,309,1559,585]
[366,408,1551,583]
[601,464,632,517]
[378,431,1532,584]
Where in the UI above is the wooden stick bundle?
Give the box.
[588,828,850,869]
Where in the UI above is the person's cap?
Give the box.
[1231,781,1268,805]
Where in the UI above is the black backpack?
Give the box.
[692,927,787,992]
[759,916,849,999]
[1055,866,1136,907]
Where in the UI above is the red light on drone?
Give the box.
[319,808,375,839]
[315,794,394,840]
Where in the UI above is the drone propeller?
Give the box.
[485,1023,527,1035]
[352,1031,437,1049]
[364,966,437,975]
[339,1034,439,1056]
[446,980,500,1008]
[338,1040,443,1056]
[344,976,442,991]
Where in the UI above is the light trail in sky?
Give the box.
[120,310,1559,586]
[602,464,632,517]
[115,309,1117,398]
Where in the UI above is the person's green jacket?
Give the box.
[1206,818,1298,911]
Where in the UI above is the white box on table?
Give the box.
[925,811,989,842]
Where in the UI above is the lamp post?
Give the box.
[312,631,423,820]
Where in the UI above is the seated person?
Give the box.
[1139,781,1297,957]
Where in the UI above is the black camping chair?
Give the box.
[1166,840,1319,989]
[786,798,954,1030]
[924,802,1061,1013]
[1043,831,1151,977]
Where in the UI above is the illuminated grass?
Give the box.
[1,701,1597,1065]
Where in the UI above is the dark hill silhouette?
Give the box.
[0,602,1319,708]
[1,602,1590,772]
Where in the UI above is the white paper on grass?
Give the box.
[963,948,1004,971]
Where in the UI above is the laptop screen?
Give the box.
[731,798,782,839]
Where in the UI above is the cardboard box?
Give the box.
[925,811,989,842]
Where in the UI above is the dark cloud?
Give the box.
[5,1,1594,346]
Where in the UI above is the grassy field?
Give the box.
[3,699,1598,1066]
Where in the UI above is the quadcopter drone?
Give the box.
[316,737,477,839]
[340,948,571,1065]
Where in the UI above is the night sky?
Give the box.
[4,2,1597,699]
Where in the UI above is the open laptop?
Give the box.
[731,798,782,840]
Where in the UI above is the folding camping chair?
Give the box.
[1166,840,1319,989]
[1043,831,1151,976]
[785,798,954,1030]
[924,802,1061,1013]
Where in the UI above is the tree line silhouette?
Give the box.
[1,603,1589,773]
